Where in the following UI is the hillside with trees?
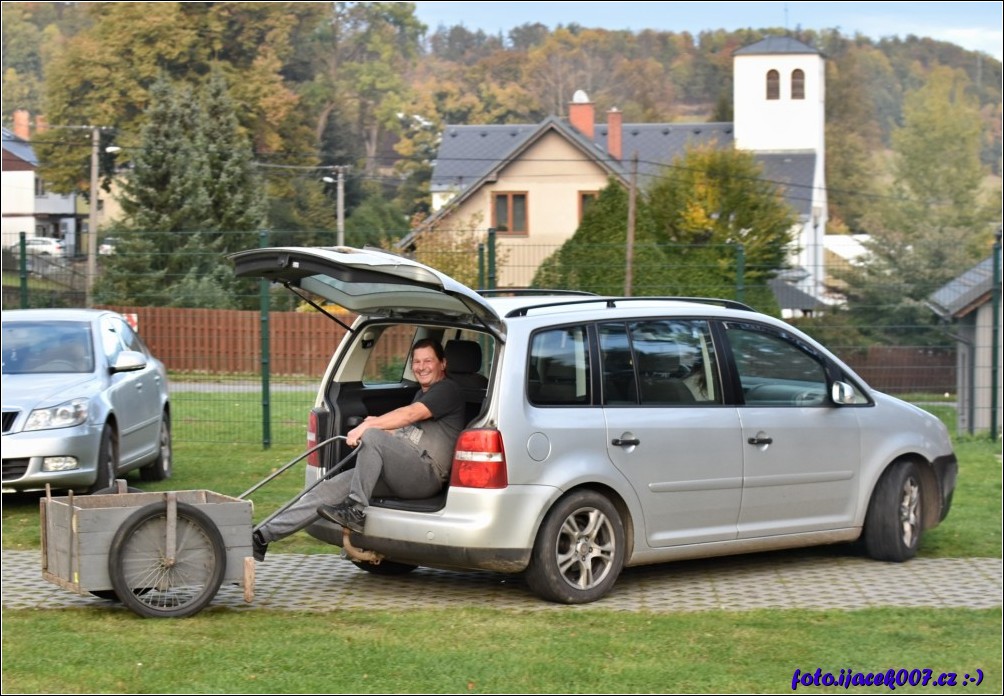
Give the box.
[4,1,1000,239]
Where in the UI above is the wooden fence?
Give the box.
[102,306,956,393]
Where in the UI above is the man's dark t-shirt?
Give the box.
[396,377,465,479]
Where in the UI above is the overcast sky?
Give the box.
[411,1,1003,60]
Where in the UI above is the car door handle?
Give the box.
[612,438,640,447]
[747,436,773,446]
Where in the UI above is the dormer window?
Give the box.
[766,70,780,100]
[791,69,805,100]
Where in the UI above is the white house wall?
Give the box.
[1,169,38,248]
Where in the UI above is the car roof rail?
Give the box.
[477,288,598,298]
[503,295,756,318]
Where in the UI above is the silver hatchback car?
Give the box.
[232,247,958,604]
[1,309,172,494]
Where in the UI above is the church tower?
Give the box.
[734,37,827,301]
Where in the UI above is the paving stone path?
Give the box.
[3,549,1000,614]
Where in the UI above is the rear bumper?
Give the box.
[305,483,558,572]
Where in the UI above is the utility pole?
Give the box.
[322,165,348,247]
[625,153,638,297]
[86,126,100,306]
[336,165,345,247]
[44,123,104,306]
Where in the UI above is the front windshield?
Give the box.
[1,321,95,374]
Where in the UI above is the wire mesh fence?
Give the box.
[3,228,1000,443]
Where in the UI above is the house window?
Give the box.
[35,178,46,197]
[579,191,599,222]
[493,192,528,234]
[791,69,805,99]
[766,70,780,100]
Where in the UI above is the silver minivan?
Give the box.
[231,246,958,604]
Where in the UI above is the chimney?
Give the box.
[607,108,622,160]
[568,90,594,139]
[13,110,30,140]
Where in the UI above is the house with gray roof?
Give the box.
[928,250,1003,435]
[411,36,829,308]
[2,124,79,252]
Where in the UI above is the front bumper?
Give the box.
[1,423,102,493]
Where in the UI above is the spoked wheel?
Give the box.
[108,501,226,618]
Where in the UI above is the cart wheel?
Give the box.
[108,501,226,618]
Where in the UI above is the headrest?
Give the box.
[445,340,482,374]
[637,351,680,373]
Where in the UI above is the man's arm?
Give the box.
[345,401,433,447]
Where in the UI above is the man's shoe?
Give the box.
[252,529,268,562]
[317,501,366,533]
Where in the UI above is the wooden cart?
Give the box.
[40,480,255,618]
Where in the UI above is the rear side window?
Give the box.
[527,326,590,406]
[599,319,721,405]
[362,325,417,385]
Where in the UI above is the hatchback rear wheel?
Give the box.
[525,490,625,604]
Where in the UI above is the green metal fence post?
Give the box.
[478,242,485,290]
[18,232,28,308]
[735,243,746,304]
[991,229,1001,440]
[487,228,497,290]
[259,228,271,450]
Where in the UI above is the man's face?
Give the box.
[411,346,446,388]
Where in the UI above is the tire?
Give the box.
[108,501,226,618]
[863,460,923,562]
[140,413,173,482]
[524,490,625,604]
[351,559,418,576]
[87,426,117,494]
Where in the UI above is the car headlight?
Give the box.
[24,398,90,431]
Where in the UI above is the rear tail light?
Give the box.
[450,428,508,489]
[306,410,320,467]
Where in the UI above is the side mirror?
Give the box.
[111,350,147,373]
[831,380,856,405]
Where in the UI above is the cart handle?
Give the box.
[248,437,365,534]
[238,435,347,500]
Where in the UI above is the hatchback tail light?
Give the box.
[450,428,508,489]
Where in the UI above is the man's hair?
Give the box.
[411,338,445,361]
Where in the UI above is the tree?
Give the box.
[646,146,797,307]
[835,67,999,344]
[94,73,265,309]
[534,147,796,308]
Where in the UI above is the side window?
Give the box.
[600,319,721,406]
[527,326,590,406]
[361,325,417,385]
[725,324,828,406]
[116,318,146,354]
[100,316,125,364]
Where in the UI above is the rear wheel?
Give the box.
[525,490,625,604]
[864,460,923,562]
[140,413,173,482]
[87,426,117,494]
